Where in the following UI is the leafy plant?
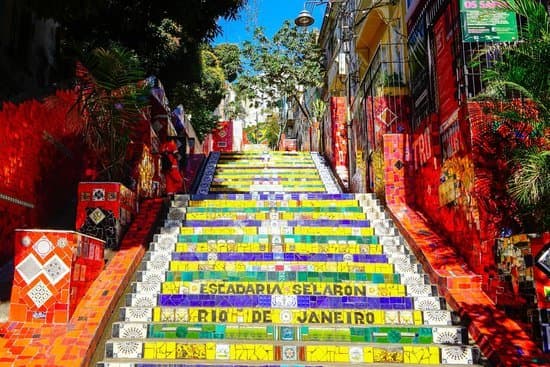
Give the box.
[59,45,150,182]
[174,46,227,140]
[476,0,550,232]
[238,20,324,146]
[21,0,246,102]
[212,43,243,83]
[312,98,327,123]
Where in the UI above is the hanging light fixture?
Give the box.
[294,9,315,27]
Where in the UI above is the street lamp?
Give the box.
[294,0,345,27]
[295,9,315,27]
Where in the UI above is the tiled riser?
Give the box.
[137,281,435,297]
[129,294,443,310]
[115,323,466,344]
[99,152,479,366]
[103,341,475,364]
[120,307,453,326]
[140,270,429,287]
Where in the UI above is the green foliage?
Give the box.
[174,46,227,140]
[312,98,327,122]
[61,45,149,182]
[263,113,282,149]
[238,21,324,118]
[213,43,243,83]
[27,0,246,90]
[478,0,550,232]
[508,148,550,207]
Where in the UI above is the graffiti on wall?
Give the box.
[440,109,463,161]
[439,156,480,230]
[412,126,433,170]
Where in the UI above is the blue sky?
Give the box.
[214,0,327,45]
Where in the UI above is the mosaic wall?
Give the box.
[76,182,137,250]
[330,97,349,188]
[211,120,234,152]
[9,229,104,323]
[0,90,85,263]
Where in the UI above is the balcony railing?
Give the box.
[356,42,408,103]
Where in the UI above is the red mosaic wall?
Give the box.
[0,90,86,264]
[9,230,104,323]
[330,96,348,187]
[211,120,234,152]
[75,182,137,250]
[407,0,485,274]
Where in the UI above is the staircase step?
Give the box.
[112,322,468,345]
[126,293,445,310]
[137,270,423,284]
[120,307,456,326]
[132,280,436,297]
[172,234,385,245]
[102,339,479,364]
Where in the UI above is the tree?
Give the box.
[174,46,227,140]
[238,21,324,145]
[26,0,246,91]
[478,0,550,232]
[213,43,243,83]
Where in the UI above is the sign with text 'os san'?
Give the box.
[460,0,518,42]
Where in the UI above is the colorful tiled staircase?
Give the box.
[98,151,482,366]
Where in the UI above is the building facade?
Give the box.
[318,0,550,351]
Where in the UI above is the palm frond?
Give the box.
[508,148,550,206]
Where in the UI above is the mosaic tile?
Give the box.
[441,346,475,364]
[32,235,54,258]
[121,307,153,322]
[113,323,148,339]
[42,255,70,285]
[10,153,537,366]
[432,327,465,345]
[15,254,42,285]
[27,280,53,308]
[109,340,143,359]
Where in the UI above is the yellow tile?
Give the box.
[160,308,176,322]
[361,228,374,236]
[414,310,424,325]
[403,346,440,364]
[254,344,274,360]
[306,345,328,362]
[335,346,349,362]
[180,227,193,234]
[205,342,216,360]
[372,310,385,324]
[363,346,374,362]
[152,307,161,322]
[161,282,180,294]
[145,341,176,359]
